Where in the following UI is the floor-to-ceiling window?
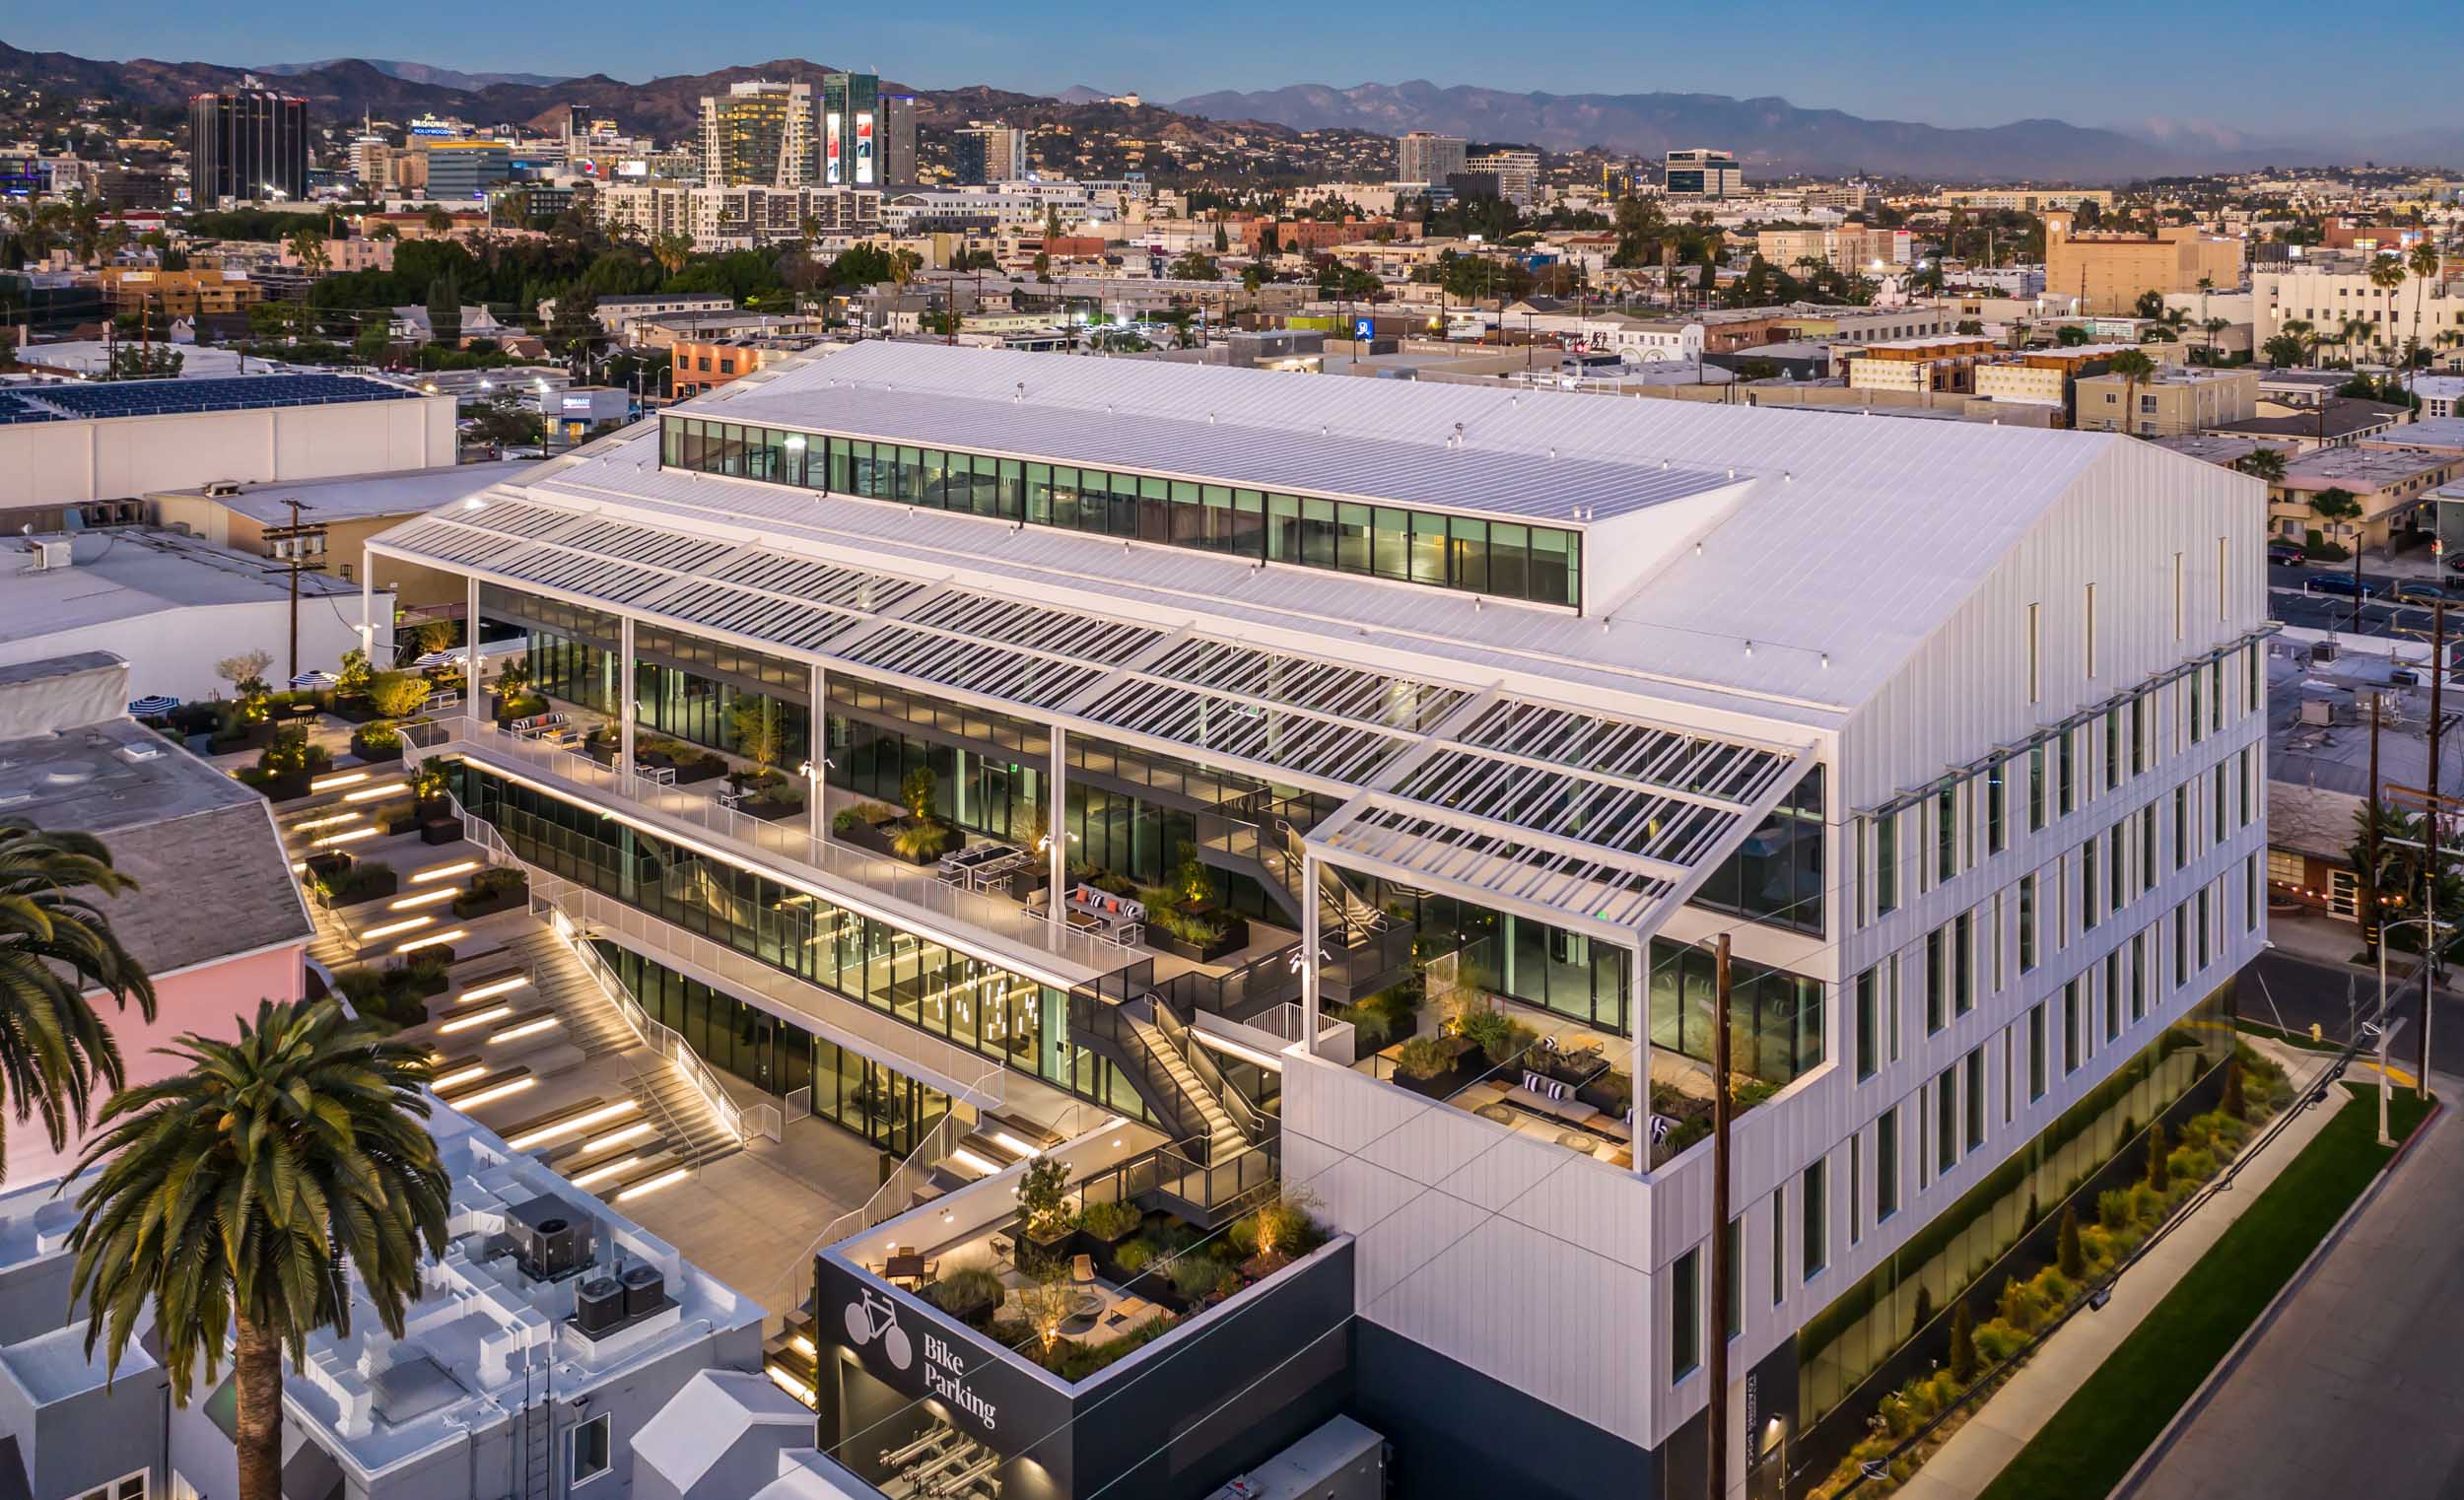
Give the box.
[457,762,1146,1120]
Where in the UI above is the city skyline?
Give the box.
[10,0,2461,145]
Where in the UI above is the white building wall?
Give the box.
[0,594,392,702]
[0,397,454,511]
[1296,435,2274,1472]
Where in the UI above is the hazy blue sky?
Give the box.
[12,1,2448,138]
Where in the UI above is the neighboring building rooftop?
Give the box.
[282,1103,765,1482]
[2364,415,2464,451]
[0,374,417,426]
[2277,442,2457,490]
[0,653,310,975]
[2208,396,2409,442]
[155,459,535,525]
[2151,434,2294,468]
[0,527,360,646]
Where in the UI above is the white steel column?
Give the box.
[809,660,828,842]
[618,614,638,773]
[463,576,481,709]
[1301,851,1323,1055]
[358,554,375,659]
[1048,724,1068,934]
[1629,930,1652,1179]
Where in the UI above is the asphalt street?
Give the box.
[2270,563,2464,663]
[2127,1072,2464,1500]
[2239,948,2464,1079]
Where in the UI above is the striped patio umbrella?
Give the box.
[292,670,340,689]
[127,695,178,716]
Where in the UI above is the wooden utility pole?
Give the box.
[260,498,326,685]
[1708,932,1733,1500]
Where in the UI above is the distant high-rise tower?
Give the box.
[188,80,308,205]
[821,73,916,188]
[1664,147,1743,199]
[700,80,817,188]
[952,124,1028,184]
[1396,131,1467,185]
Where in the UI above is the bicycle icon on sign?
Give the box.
[845,1286,914,1371]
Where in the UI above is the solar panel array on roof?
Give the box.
[15,375,419,422]
[0,390,65,426]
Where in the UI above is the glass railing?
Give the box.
[403,715,1132,975]
[1078,1137,1280,1224]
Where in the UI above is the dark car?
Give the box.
[2268,541,2307,567]
[2398,581,2449,603]
[2309,573,2377,598]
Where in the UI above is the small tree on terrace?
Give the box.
[366,671,432,721]
[729,694,785,777]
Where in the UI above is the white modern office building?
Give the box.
[364,342,2269,1500]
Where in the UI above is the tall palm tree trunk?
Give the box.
[236,1316,286,1500]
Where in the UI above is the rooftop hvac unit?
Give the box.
[620,1262,665,1317]
[2300,698,2335,726]
[505,1195,593,1281]
[26,540,69,572]
[2310,640,2340,664]
[574,1275,626,1336]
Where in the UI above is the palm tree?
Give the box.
[2281,316,2316,368]
[2368,253,2407,366]
[2340,316,2374,368]
[2196,274,2215,359]
[0,824,155,1178]
[2407,239,2442,395]
[2106,348,2157,435]
[2236,445,2290,484]
[68,999,448,1500]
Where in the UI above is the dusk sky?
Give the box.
[11,0,2454,140]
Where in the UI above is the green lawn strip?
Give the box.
[1979,1085,2434,1500]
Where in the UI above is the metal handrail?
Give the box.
[405,715,1133,974]
[1150,994,1269,1145]
[1067,986,1214,1164]
[445,795,764,1155]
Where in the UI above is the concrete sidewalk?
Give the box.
[1895,1041,2349,1500]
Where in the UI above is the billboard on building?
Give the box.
[856,113,874,186]
[825,112,844,186]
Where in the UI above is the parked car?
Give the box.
[2447,552,2464,574]
[2398,581,2449,603]
[2267,541,2307,567]
[2309,573,2377,598]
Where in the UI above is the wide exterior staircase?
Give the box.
[278,789,741,1202]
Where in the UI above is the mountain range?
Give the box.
[8,40,2456,181]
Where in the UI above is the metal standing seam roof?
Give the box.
[369,492,1818,938]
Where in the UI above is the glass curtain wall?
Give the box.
[1793,987,2237,1432]
[453,763,1152,1119]
[590,941,955,1154]
[657,414,1584,608]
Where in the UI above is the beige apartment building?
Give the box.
[1753,225,1909,275]
[1840,334,1999,393]
[2252,265,2464,359]
[2075,365,2259,437]
[1971,344,2138,410]
[2266,442,2459,552]
[2045,218,2243,315]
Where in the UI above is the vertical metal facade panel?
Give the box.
[1287,1056,1659,1447]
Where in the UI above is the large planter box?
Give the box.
[348,730,402,765]
[836,818,898,857]
[1146,914,1251,964]
[419,817,462,847]
[334,867,400,907]
[671,757,726,786]
[329,696,383,725]
[451,887,526,920]
[739,796,806,823]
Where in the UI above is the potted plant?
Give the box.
[314,859,399,908]
[236,724,331,801]
[329,647,378,721]
[925,1266,1007,1330]
[408,763,460,845]
[1076,1198,1142,1248]
[1015,1155,1074,1269]
[349,719,404,765]
[886,766,961,865]
[1135,844,1250,961]
[451,865,528,920]
[831,799,906,855]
